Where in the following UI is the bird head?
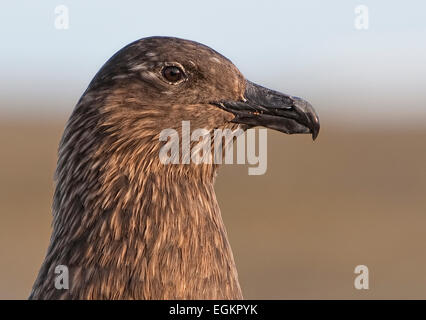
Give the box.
[84,37,319,143]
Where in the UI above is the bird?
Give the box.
[29,36,319,300]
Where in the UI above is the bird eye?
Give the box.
[162,66,184,83]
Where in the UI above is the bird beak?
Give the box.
[213,80,320,140]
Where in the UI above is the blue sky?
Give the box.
[1,0,426,126]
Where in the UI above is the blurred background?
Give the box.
[1,0,425,299]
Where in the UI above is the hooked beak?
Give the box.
[213,80,320,140]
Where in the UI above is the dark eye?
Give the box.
[162,66,184,83]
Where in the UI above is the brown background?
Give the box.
[1,118,425,299]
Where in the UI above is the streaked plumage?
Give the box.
[30,37,319,299]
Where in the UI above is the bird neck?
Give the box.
[32,129,242,299]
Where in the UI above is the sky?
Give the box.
[1,0,426,126]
